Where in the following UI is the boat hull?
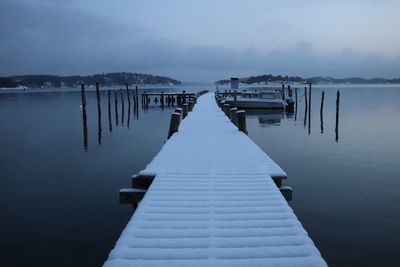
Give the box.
[225,100,285,109]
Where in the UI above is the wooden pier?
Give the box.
[104,92,327,267]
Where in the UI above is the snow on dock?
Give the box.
[104,93,327,267]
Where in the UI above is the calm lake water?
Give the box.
[0,85,399,267]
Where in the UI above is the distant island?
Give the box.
[0,72,182,88]
[216,74,400,85]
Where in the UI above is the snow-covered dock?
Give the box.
[104,93,327,267]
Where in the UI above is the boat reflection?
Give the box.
[244,109,284,127]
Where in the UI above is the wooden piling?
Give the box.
[223,103,231,117]
[182,103,189,119]
[335,90,340,142]
[320,91,324,134]
[230,107,238,127]
[126,83,131,106]
[304,87,308,128]
[167,112,181,139]
[174,108,182,118]
[161,91,164,108]
[236,110,247,134]
[294,88,298,121]
[188,101,194,112]
[182,90,186,104]
[281,84,285,100]
[95,82,102,144]
[308,83,312,135]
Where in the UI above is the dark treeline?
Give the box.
[0,72,182,88]
[216,74,400,85]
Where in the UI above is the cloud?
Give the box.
[1,1,399,82]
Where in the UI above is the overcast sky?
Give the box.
[1,0,399,82]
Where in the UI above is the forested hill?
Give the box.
[216,74,400,85]
[0,72,182,88]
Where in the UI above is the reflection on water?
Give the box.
[247,86,340,142]
[335,90,340,142]
[96,83,102,145]
[245,109,283,127]
[80,84,88,152]
[107,90,112,132]
[320,91,324,134]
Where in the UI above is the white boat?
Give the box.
[222,90,285,109]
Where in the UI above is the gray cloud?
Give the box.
[1,1,399,82]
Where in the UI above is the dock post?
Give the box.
[304,87,308,128]
[167,112,181,139]
[96,82,102,144]
[288,85,292,97]
[308,83,312,135]
[188,101,194,112]
[182,90,186,104]
[125,83,131,106]
[182,103,189,119]
[230,107,238,127]
[233,89,237,104]
[223,103,231,118]
[294,88,298,121]
[236,110,247,134]
[282,84,285,100]
[161,91,164,108]
[335,90,340,142]
[174,108,182,116]
[320,91,324,134]
[80,83,88,152]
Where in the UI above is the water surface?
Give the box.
[0,85,399,266]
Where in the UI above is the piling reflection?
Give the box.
[294,88,298,121]
[335,90,340,142]
[320,91,324,134]
[304,87,308,129]
[114,91,118,126]
[95,83,102,145]
[308,84,311,135]
[127,101,131,128]
[80,84,88,152]
[245,109,284,127]
[120,90,125,126]
[108,90,112,132]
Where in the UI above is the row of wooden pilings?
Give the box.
[215,92,248,135]
[141,90,208,109]
[119,89,209,208]
[80,82,140,152]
